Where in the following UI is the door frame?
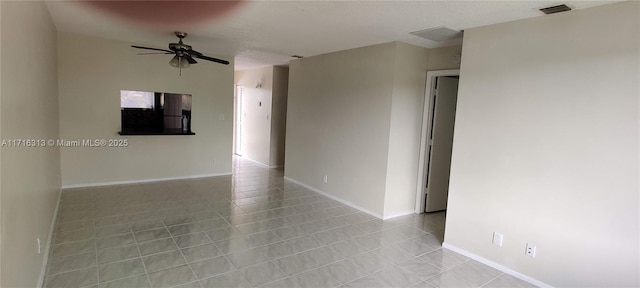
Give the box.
[233,85,244,156]
[415,69,460,213]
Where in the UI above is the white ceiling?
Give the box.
[45,1,620,70]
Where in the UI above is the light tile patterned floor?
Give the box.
[44,157,537,288]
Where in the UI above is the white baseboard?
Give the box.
[61,173,232,189]
[382,210,416,220]
[38,187,62,288]
[238,156,273,168]
[236,156,282,169]
[442,242,553,288]
[283,176,383,219]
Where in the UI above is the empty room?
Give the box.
[0,1,638,288]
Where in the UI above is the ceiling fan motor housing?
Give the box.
[170,32,191,51]
[169,42,192,52]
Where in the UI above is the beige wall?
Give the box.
[0,3,3,286]
[426,45,462,71]
[286,42,461,217]
[445,2,639,287]
[0,2,61,287]
[383,42,430,217]
[286,43,397,216]
[58,33,234,187]
[270,66,289,167]
[285,42,460,218]
[235,67,274,165]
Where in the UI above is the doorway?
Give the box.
[415,69,460,213]
[233,85,244,156]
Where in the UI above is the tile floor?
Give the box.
[44,157,536,288]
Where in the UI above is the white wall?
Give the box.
[0,3,3,286]
[235,67,273,165]
[286,43,397,216]
[286,42,461,218]
[286,41,463,217]
[270,66,289,167]
[383,43,429,217]
[445,2,639,287]
[426,45,462,71]
[58,33,234,187]
[0,2,61,287]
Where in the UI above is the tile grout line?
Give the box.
[200,213,404,280]
[279,233,448,287]
[198,212,253,287]
[241,234,370,286]
[51,235,196,277]
[161,217,206,288]
[45,224,429,282]
[479,272,506,288]
[94,206,99,286]
[390,258,444,285]
[213,166,282,287]
[130,220,154,287]
[408,251,475,286]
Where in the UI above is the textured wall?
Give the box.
[445,2,639,286]
[1,2,61,287]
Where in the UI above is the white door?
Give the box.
[425,76,459,212]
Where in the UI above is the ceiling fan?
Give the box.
[132,31,229,75]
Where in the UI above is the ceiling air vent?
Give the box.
[539,4,572,15]
[410,27,462,42]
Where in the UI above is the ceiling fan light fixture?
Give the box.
[169,55,190,68]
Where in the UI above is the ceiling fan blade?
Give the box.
[188,49,203,57]
[137,52,174,55]
[193,54,230,65]
[184,55,198,64]
[131,45,173,53]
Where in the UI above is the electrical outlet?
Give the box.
[492,232,503,247]
[525,243,536,257]
[37,238,41,254]
[323,175,328,183]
